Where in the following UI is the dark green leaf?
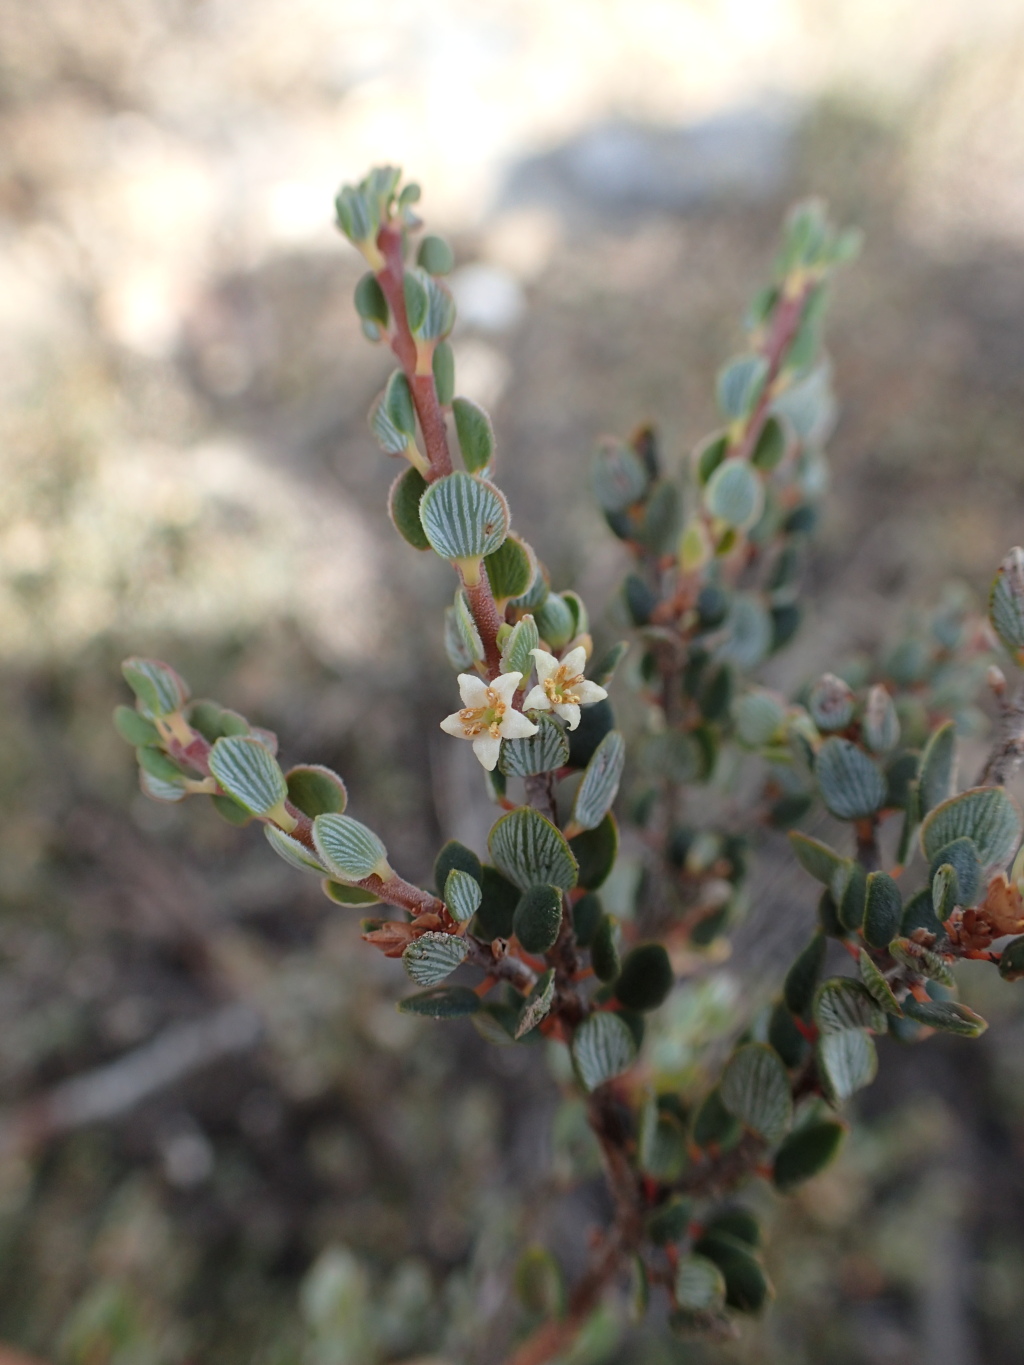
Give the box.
[513,884,563,954]
[568,813,619,891]
[614,944,673,1012]
[474,866,519,940]
[815,738,887,821]
[397,986,480,1019]
[921,786,1023,871]
[452,397,495,473]
[918,720,957,815]
[434,839,482,893]
[772,1121,845,1192]
[783,934,826,1017]
[814,978,886,1035]
[901,997,987,1037]
[484,533,534,602]
[388,466,431,550]
[285,765,348,818]
[863,871,902,949]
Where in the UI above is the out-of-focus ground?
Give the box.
[2,1,1024,1362]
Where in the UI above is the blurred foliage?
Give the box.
[2,3,1024,1362]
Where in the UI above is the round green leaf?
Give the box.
[397,986,480,1019]
[989,547,1024,656]
[500,613,540,678]
[614,944,673,1012]
[513,884,563,954]
[857,950,902,1015]
[675,1256,726,1314]
[921,786,1023,871]
[789,832,846,886]
[121,657,190,718]
[417,233,454,275]
[568,813,619,891]
[817,1028,877,1102]
[402,932,469,986]
[813,978,886,1035]
[285,765,348,818]
[571,730,625,833]
[704,458,764,530]
[772,1121,845,1192]
[783,933,826,1017]
[815,738,887,821]
[485,534,534,602]
[434,839,482,893]
[863,870,902,949]
[113,705,161,748]
[321,880,381,907]
[499,714,569,778]
[571,1011,638,1092]
[209,736,288,818]
[716,354,769,421]
[313,813,390,882]
[452,397,495,473]
[918,720,957,816]
[419,471,509,563]
[488,806,578,892]
[591,438,648,513]
[388,466,431,551]
[720,1043,792,1145]
[264,824,326,875]
[444,868,482,923]
[901,997,987,1038]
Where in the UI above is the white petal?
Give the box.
[489,671,522,705]
[472,734,502,770]
[501,710,539,740]
[523,686,550,712]
[457,673,489,708]
[576,681,608,705]
[561,646,588,678]
[440,712,470,738]
[529,648,559,683]
[555,702,581,730]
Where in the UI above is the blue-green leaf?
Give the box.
[313,813,390,882]
[592,439,648,513]
[716,354,769,422]
[500,614,539,677]
[815,738,886,821]
[704,458,764,530]
[209,736,289,819]
[402,932,469,986]
[419,472,509,563]
[918,721,957,816]
[488,806,578,892]
[397,986,480,1019]
[989,547,1024,656]
[500,714,569,777]
[571,730,625,832]
[571,1012,637,1091]
[817,1028,877,1102]
[720,1043,792,1145]
[444,868,482,922]
[121,657,190,718]
[813,978,886,1034]
[921,786,1023,870]
[264,824,326,875]
[452,397,495,473]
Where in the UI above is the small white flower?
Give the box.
[523,646,608,731]
[440,671,538,771]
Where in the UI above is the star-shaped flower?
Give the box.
[523,646,608,731]
[440,672,538,770]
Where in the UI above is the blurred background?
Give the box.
[2,0,1024,1361]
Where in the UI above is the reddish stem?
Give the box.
[732,283,811,464]
[376,223,452,479]
[460,562,505,676]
